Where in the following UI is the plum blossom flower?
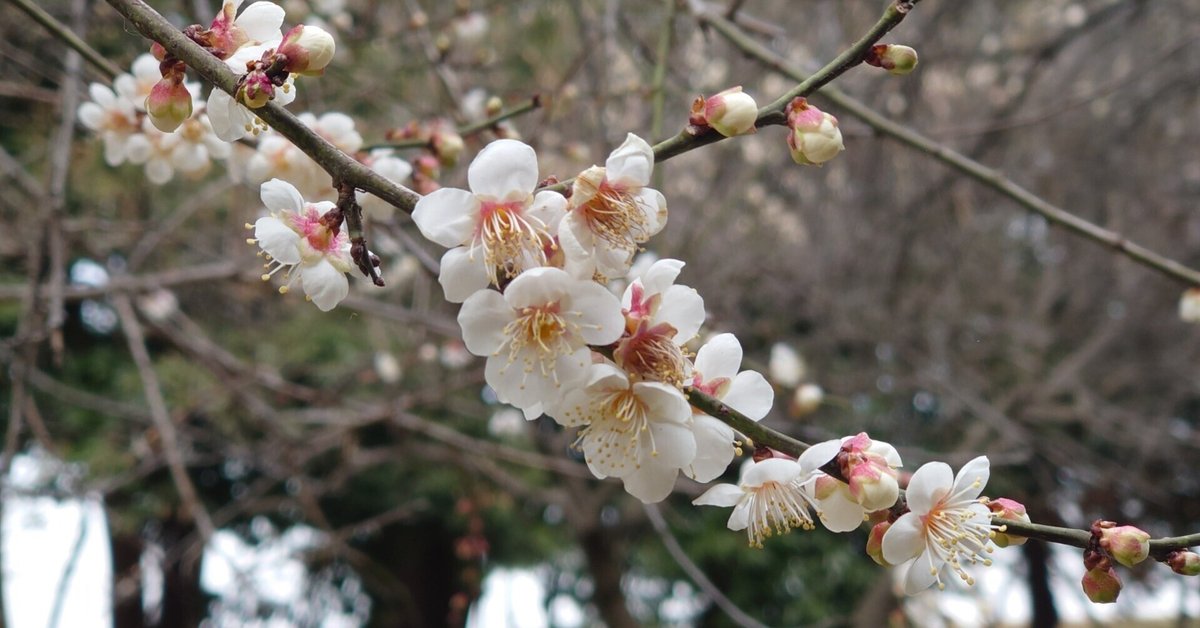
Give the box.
[615,259,704,386]
[692,440,845,546]
[208,42,298,142]
[358,148,414,219]
[686,333,773,482]
[78,83,142,166]
[135,114,231,184]
[412,139,567,302]
[246,112,362,199]
[458,267,624,412]
[882,456,995,594]
[838,432,902,511]
[205,0,286,59]
[250,178,352,311]
[550,362,693,503]
[560,134,667,280]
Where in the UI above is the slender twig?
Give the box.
[7,0,121,80]
[695,7,1200,287]
[644,503,768,628]
[648,0,677,190]
[103,0,421,214]
[361,96,543,152]
[0,261,242,301]
[113,293,216,544]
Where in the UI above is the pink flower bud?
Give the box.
[866,520,891,566]
[1096,522,1151,568]
[237,72,275,109]
[278,24,336,76]
[1081,566,1122,604]
[1167,551,1200,576]
[987,497,1031,547]
[867,44,919,76]
[145,76,193,133]
[839,432,900,511]
[689,86,758,137]
[785,98,843,166]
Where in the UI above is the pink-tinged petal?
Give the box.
[656,284,705,341]
[693,483,743,508]
[622,464,679,504]
[634,187,668,236]
[604,133,653,186]
[634,382,691,425]
[299,260,348,311]
[501,267,571,309]
[457,288,510,356]
[235,1,285,43]
[570,282,624,345]
[686,415,736,483]
[412,187,480,248]
[868,440,903,468]
[438,246,490,303]
[77,102,105,131]
[720,371,773,421]
[528,190,567,232]
[741,458,802,488]
[797,439,842,474]
[634,258,684,300]
[644,420,696,469]
[260,178,305,213]
[467,139,538,200]
[816,490,866,533]
[727,498,752,531]
[905,461,953,515]
[253,216,301,264]
[881,512,925,565]
[903,552,941,595]
[951,456,990,502]
[694,333,742,380]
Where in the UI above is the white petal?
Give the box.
[686,415,736,483]
[569,281,625,345]
[528,190,567,233]
[622,464,679,504]
[438,246,490,303]
[260,178,305,214]
[207,89,248,142]
[102,134,128,166]
[254,216,301,264]
[644,420,696,470]
[656,285,705,341]
[634,382,691,425]
[467,139,537,200]
[145,159,173,185]
[951,456,990,502]
[727,499,752,531]
[741,458,802,488]
[299,259,348,311]
[501,267,571,308]
[171,143,208,173]
[905,461,953,515]
[124,134,152,164]
[236,1,285,43]
[694,333,742,381]
[547,387,591,428]
[412,187,480,248]
[457,288,510,356]
[868,440,903,469]
[797,439,842,474]
[881,513,925,565]
[903,552,941,595]
[89,83,116,107]
[693,483,743,508]
[816,490,866,533]
[634,187,668,236]
[558,212,597,280]
[77,102,105,131]
[636,258,684,298]
[719,371,773,421]
[605,133,653,186]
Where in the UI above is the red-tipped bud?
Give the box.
[145,76,193,133]
[278,24,336,76]
[838,432,901,511]
[150,41,168,62]
[866,44,919,76]
[237,72,275,109]
[1081,566,1122,604]
[1096,522,1151,568]
[690,86,758,137]
[866,521,891,566]
[987,497,1031,547]
[1167,551,1200,576]
[785,98,843,166]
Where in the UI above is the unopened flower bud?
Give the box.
[485,95,504,117]
[1081,566,1122,604]
[432,129,465,167]
[867,44,919,76]
[1180,288,1200,323]
[1096,522,1151,568]
[238,72,275,109]
[785,98,843,166]
[866,520,891,566]
[145,76,193,133]
[839,432,901,511]
[1167,551,1200,576]
[150,41,168,62]
[791,383,824,417]
[987,497,1031,547]
[278,24,336,76]
[690,86,758,137]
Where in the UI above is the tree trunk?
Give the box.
[578,526,637,628]
[1024,539,1058,628]
[110,530,146,628]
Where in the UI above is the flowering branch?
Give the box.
[103,0,421,214]
[694,6,1200,288]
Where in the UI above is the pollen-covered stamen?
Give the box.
[918,482,996,589]
[495,302,585,384]
[574,169,651,250]
[614,321,691,386]
[745,481,817,548]
[573,388,655,471]
[472,200,550,285]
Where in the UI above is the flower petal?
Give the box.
[254,216,301,264]
[260,178,305,213]
[903,552,941,595]
[412,187,481,248]
[693,483,743,508]
[644,420,696,470]
[569,281,625,346]
[438,246,490,303]
[694,333,742,381]
[720,370,773,421]
[467,139,538,200]
[299,259,348,311]
[235,1,285,43]
[656,285,705,342]
[686,415,736,483]
[951,456,990,503]
[741,458,802,488]
[457,287,510,356]
[797,439,842,474]
[905,461,953,515]
[881,512,925,565]
[815,488,866,533]
[604,133,653,186]
[622,464,679,504]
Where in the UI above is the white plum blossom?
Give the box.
[614,258,704,386]
[136,115,231,184]
[458,267,624,412]
[358,149,414,219]
[560,133,667,280]
[250,178,352,311]
[686,333,774,483]
[207,0,286,58]
[882,456,995,594]
[246,112,361,199]
[693,440,848,546]
[550,362,694,503]
[208,42,298,142]
[412,139,567,302]
[78,83,142,166]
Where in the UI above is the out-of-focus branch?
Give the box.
[103,0,421,213]
[362,96,543,152]
[695,7,1200,287]
[0,261,243,301]
[7,0,122,80]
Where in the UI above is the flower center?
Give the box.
[574,388,656,472]
[919,498,995,589]
[475,199,550,285]
[745,481,816,548]
[496,302,583,384]
[574,172,650,251]
[614,320,690,386]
